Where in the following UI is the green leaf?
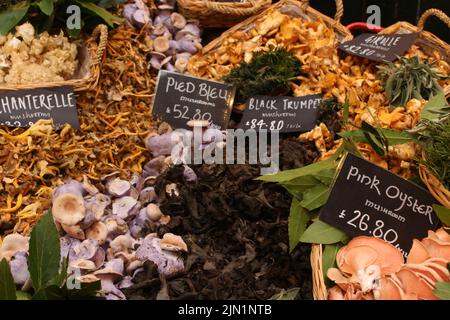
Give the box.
[313,169,336,186]
[342,99,349,125]
[361,121,386,156]
[433,282,450,300]
[75,0,123,27]
[300,220,349,244]
[421,90,449,122]
[37,0,54,16]
[288,199,310,252]
[96,0,127,8]
[48,256,68,287]
[282,175,320,200]
[339,128,415,146]
[0,259,17,300]
[269,288,299,300]
[0,2,30,35]
[33,285,66,300]
[67,281,102,299]
[322,243,342,280]
[16,291,32,300]
[29,212,61,292]
[258,157,338,183]
[433,204,450,226]
[300,184,330,211]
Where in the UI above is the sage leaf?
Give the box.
[300,220,349,244]
[29,212,61,292]
[0,2,30,35]
[282,175,320,199]
[339,128,415,146]
[433,204,450,226]
[37,0,53,16]
[322,243,342,280]
[269,288,299,300]
[16,291,32,300]
[288,199,310,252]
[433,282,450,300]
[300,184,330,211]
[312,169,336,186]
[0,259,16,300]
[421,90,449,122]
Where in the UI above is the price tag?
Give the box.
[319,153,439,258]
[338,33,418,62]
[151,70,235,130]
[237,95,321,132]
[0,86,79,129]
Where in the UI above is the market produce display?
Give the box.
[0,0,449,303]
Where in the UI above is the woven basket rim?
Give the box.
[0,24,108,92]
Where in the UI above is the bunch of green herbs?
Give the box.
[378,56,447,109]
[223,48,302,103]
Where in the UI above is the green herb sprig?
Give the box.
[223,48,302,103]
[378,56,447,109]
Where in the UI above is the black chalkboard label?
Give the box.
[319,153,439,258]
[0,86,79,129]
[237,95,321,132]
[151,70,235,130]
[338,33,418,62]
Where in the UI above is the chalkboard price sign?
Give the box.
[237,94,321,133]
[151,70,235,130]
[0,86,80,129]
[319,153,439,258]
[338,33,418,62]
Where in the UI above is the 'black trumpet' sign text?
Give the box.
[237,94,321,132]
[338,32,418,62]
[152,70,235,130]
[320,153,439,258]
[0,86,79,129]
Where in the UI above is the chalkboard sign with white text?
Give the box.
[152,70,235,130]
[338,33,418,62]
[237,94,321,132]
[319,153,439,258]
[0,86,79,129]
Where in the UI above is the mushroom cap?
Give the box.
[338,245,378,276]
[0,233,29,261]
[77,274,100,283]
[126,260,144,274]
[92,247,106,269]
[110,235,133,253]
[85,222,108,245]
[69,259,97,270]
[150,51,166,59]
[160,233,188,252]
[395,268,438,300]
[339,236,404,275]
[112,196,139,220]
[52,192,86,226]
[328,286,345,300]
[373,277,404,300]
[421,238,450,261]
[9,252,30,285]
[171,12,186,29]
[154,36,170,53]
[146,204,163,221]
[139,186,157,203]
[435,228,450,242]
[82,175,99,195]
[72,239,99,260]
[118,276,134,289]
[407,239,430,264]
[87,193,111,221]
[94,258,124,280]
[61,223,86,240]
[106,178,132,197]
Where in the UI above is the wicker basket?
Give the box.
[310,9,450,301]
[0,24,108,92]
[380,9,450,97]
[176,0,272,28]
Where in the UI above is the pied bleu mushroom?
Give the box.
[80,193,111,229]
[82,175,99,195]
[106,178,132,198]
[175,23,201,40]
[69,259,97,273]
[145,132,178,157]
[142,155,168,178]
[151,24,171,39]
[160,233,188,252]
[72,239,99,261]
[145,204,163,222]
[77,274,100,284]
[112,196,140,220]
[126,259,144,275]
[85,221,108,245]
[132,9,151,28]
[166,40,178,55]
[154,36,170,53]
[118,276,134,289]
[165,62,176,72]
[0,233,29,261]
[104,216,129,239]
[149,51,166,70]
[60,235,80,261]
[9,252,30,286]
[61,223,85,240]
[183,165,197,183]
[92,247,106,268]
[177,36,200,54]
[123,3,139,24]
[94,259,126,300]
[107,234,133,261]
[171,12,186,30]
[136,234,184,276]
[175,56,189,73]
[52,180,86,226]
[139,186,157,203]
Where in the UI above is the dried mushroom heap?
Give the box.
[0,23,78,84]
[0,25,155,234]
